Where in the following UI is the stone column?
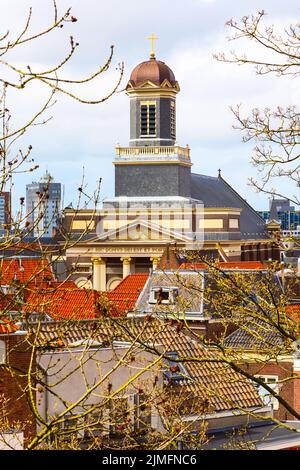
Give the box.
[92,257,106,292]
[150,257,161,271]
[121,257,131,279]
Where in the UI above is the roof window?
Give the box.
[149,286,179,305]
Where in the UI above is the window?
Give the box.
[133,393,151,433]
[254,375,279,410]
[163,351,190,384]
[84,408,110,438]
[149,287,179,305]
[170,101,176,138]
[140,101,156,136]
[55,414,84,440]
[0,340,5,364]
[109,397,129,436]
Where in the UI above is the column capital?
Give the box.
[151,257,161,271]
[120,257,131,265]
[91,257,106,265]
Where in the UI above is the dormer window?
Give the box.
[163,351,190,384]
[140,101,156,137]
[149,287,179,305]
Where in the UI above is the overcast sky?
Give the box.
[2,0,300,211]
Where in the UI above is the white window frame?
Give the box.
[132,393,151,432]
[254,375,279,410]
[149,287,179,305]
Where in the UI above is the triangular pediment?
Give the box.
[267,219,281,227]
[138,80,159,89]
[126,80,180,93]
[160,79,173,88]
[86,218,194,244]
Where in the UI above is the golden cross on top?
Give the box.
[147,33,158,59]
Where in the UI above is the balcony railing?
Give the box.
[115,145,190,162]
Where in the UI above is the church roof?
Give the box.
[191,173,269,240]
[129,58,177,87]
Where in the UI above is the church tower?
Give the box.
[114,37,192,198]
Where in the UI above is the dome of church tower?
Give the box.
[129,58,177,87]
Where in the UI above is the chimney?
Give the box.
[18,258,24,272]
[280,262,285,289]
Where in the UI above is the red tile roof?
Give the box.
[103,274,149,315]
[0,258,54,285]
[24,288,102,321]
[113,273,149,294]
[23,275,149,320]
[104,292,140,314]
[286,304,300,322]
[35,280,77,290]
[179,261,264,270]
[0,318,19,334]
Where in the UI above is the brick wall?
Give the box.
[0,334,36,447]
[158,246,180,270]
[293,372,300,416]
[205,320,239,342]
[242,361,294,421]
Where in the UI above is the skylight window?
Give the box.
[163,351,190,384]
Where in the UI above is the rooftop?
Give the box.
[135,270,204,315]
[24,288,102,321]
[0,258,54,286]
[128,58,177,88]
[179,261,264,270]
[224,319,285,351]
[191,173,269,240]
[29,317,262,413]
[0,318,19,334]
[102,273,149,315]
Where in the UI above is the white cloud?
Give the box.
[2,0,300,211]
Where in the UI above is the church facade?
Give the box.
[62,49,274,291]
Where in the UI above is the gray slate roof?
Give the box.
[191,173,269,240]
[224,320,284,350]
[135,270,204,315]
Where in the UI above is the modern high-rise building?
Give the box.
[258,199,300,231]
[0,192,11,235]
[26,171,61,238]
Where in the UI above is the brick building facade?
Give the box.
[0,330,36,446]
